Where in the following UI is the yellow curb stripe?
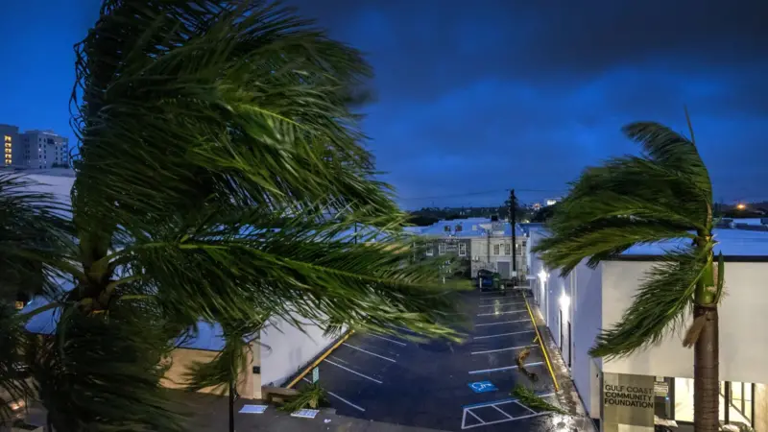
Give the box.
[522,294,560,392]
[285,330,354,389]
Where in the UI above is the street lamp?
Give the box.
[737,203,747,210]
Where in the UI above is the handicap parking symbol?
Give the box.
[468,381,497,393]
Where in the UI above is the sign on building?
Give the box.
[602,372,655,432]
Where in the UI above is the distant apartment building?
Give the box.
[0,124,69,169]
[407,217,528,279]
[20,129,69,169]
[0,124,20,167]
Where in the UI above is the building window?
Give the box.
[438,243,446,255]
[673,378,753,425]
[505,243,511,255]
[493,244,500,255]
[458,243,467,257]
[3,135,11,143]
[426,247,434,257]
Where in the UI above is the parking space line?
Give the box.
[468,361,544,375]
[460,393,557,429]
[475,319,529,327]
[473,330,534,340]
[343,343,397,363]
[516,400,537,415]
[492,405,514,419]
[470,344,537,355]
[477,302,524,308]
[324,359,383,384]
[466,410,483,423]
[328,390,366,412]
[303,377,366,412]
[368,333,407,346]
[476,309,526,316]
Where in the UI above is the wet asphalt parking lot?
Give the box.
[299,289,561,431]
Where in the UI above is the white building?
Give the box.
[529,227,768,431]
[409,218,528,279]
[19,130,69,169]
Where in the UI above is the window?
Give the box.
[458,243,467,257]
[505,243,511,255]
[426,247,434,257]
[493,244,500,255]
[438,243,446,255]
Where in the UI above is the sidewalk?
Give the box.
[179,392,448,432]
[525,292,599,432]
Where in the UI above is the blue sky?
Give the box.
[2,1,767,209]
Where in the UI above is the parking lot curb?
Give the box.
[522,293,560,392]
[284,330,354,389]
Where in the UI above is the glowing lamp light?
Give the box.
[538,269,549,282]
[737,203,747,210]
[559,292,571,311]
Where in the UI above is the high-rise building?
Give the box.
[20,130,69,169]
[0,125,70,169]
[0,124,20,167]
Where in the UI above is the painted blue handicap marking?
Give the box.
[468,381,497,393]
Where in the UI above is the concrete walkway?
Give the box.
[180,392,448,432]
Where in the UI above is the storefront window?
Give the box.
[673,378,753,426]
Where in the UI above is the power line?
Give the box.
[398,188,568,201]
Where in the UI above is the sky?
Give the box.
[1,1,766,209]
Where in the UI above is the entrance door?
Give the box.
[561,320,573,368]
[559,309,563,350]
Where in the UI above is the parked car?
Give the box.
[477,269,504,292]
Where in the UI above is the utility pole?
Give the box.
[508,189,517,287]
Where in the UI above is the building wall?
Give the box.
[19,130,68,169]
[602,260,768,384]
[161,345,260,399]
[259,314,341,388]
[470,236,527,277]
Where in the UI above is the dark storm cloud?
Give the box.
[283,0,768,208]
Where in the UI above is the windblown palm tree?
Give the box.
[533,111,722,431]
[0,2,460,431]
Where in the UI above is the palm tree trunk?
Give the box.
[693,304,719,432]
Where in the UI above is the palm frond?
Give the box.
[0,174,74,300]
[589,247,704,359]
[0,303,32,422]
[31,303,182,432]
[122,208,463,342]
[622,120,712,205]
[534,152,709,275]
[71,0,392,234]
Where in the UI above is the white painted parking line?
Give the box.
[368,333,407,347]
[468,361,544,375]
[477,302,524,308]
[473,330,534,340]
[343,343,397,363]
[476,309,526,316]
[324,359,383,384]
[328,391,366,412]
[471,344,536,355]
[302,377,366,412]
[475,319,529,327]
[460,393,556,429]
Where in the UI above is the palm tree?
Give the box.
[533,110,721,431]
[1,2,461,431]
